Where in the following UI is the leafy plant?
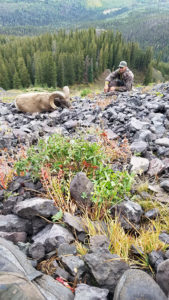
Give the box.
[81,192,87,199]
[51,209,63,222]
[92,166,134,205]
[15,133,134,212]
[80,88,92,97]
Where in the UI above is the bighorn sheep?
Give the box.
[15,86,71,113]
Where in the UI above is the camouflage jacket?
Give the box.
[105,67,134,91]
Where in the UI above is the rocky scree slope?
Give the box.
[0,83,169,299]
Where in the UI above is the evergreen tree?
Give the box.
[88,58,94,83]
[57,53,65,87]
[34,52,43,86]
[13,70,22,89]
[64,54,75,85]
[0,29,154,89]
[42,52,56,87]
[144,63,153,85]
[0,60,10,89]
[17,57,31,87]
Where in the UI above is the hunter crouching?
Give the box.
[104,61,134,93]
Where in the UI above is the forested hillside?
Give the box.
[0,0,169,62]
[0,0,168,30]
[89,10,169,62]
[0,28,153,89]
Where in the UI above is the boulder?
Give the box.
[156,259,169,296]
[113,269,167,300]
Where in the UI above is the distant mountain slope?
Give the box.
[0,0,167,27]
[91,10,169,61]
[0,0,169,61]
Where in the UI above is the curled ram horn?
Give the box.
[15,86,71,113]
[49,86,71,109]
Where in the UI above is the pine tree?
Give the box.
[13,70,22,89]
[17,57,31,87]
[144,63,152,85]
[42,52,56,87]
[88,58,94,83]
[34,52,43,86]
[57,54,65,87]
[0,60,10,89]
[64,54,75,85]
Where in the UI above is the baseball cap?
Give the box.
[119,61,127,68]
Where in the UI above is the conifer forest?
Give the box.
[0,28,153,89]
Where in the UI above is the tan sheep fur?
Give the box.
[15,86,71,113]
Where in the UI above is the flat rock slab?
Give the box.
[63,212,85,233]
[0,215,30,233]
[156,138,169,147]
[61,255,85,279]
[13,198,58,219]
[75,283,109,300]
[0,231,27,243]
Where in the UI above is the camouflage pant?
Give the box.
[108,79,124,91]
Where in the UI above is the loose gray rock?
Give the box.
[0,272,45,300]
[0,215,31,233]
[148,158,165,176]
[89,235,110,252]
[113,269,167,300]
[28,243,45,260]
[130,156,149,174]
[159,232,169,244]
[111,200,143,230]
[84,249,129,293]
[74,283,109,300]
[129,117,149,131]
[63,212,85,233]
[165,250,169,259]
[0,237,41,279]
[61,255,85,279]
[13,197,58,219]
[145,208,160,219]
[156,138,169,147]
[148,250,164,271]
[70,172,94,207]
[156,259,169,296]
[160,180,169,192]
[32,224,74,253]
[35,274,74,300]
[0,231,27,243]
[130,141,148,153]
[57,243,77,257]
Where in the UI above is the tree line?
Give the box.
[0,28,153,90]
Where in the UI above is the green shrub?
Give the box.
[80,88,91,97]
[15,134,134,207]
